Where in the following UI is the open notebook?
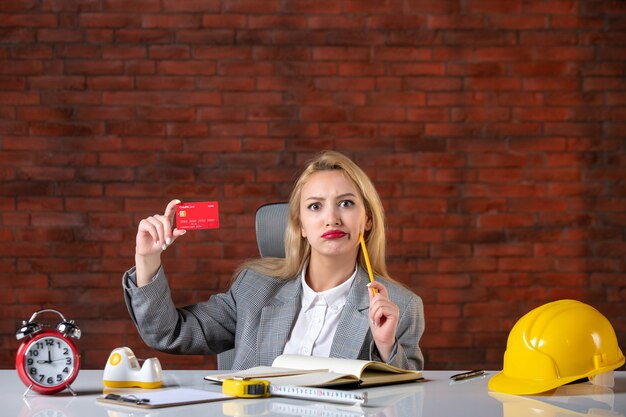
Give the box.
[205,354,423,388]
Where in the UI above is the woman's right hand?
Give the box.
[135,199,186,285]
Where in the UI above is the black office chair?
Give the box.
[216,202,289,370]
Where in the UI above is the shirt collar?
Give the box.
[300,261,357,310]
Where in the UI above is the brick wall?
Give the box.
[1,1,625,372]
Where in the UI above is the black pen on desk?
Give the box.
[450,370,485,381]
[105,393,150,405]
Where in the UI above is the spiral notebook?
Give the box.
[206,354,423,388]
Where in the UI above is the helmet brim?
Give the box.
[488,371,583,395]
[488,355,625,395]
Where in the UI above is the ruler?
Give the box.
[269,384,368,405]
[222,378,368,405]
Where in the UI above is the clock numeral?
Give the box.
[29,367,37,376]
[47,376,54,384]
[45,338,54,346]
[63,347,69,355]
[63,367,69,374]
[66,357,72,365]
[26,358,33,365]
[56,374,63,382]
[28,349,39,357]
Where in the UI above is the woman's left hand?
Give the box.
[367,281,400,362]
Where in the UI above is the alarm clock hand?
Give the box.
[36,351,53,364]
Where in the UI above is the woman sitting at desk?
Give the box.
[122,151,424,370]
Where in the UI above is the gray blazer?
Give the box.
[123,265,424,370]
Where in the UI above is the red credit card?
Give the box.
[175,201,220,230]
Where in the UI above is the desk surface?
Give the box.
[2,369,625,417]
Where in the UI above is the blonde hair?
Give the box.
[236,151,391,280]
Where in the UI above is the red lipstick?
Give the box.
[322,230,347,239]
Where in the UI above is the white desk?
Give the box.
[2,369,624,417]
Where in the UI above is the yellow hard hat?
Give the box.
[488,299,625,395]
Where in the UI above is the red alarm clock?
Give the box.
[15,309,81,396]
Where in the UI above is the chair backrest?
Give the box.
[216,202,289,370]
[255,202,289,258]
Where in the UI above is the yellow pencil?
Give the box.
[359,234,378,295]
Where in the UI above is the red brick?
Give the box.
[479,214,535,228]
[116,29,174,44]
[85,29,113,42]
[0,77,26,91]
[223,0,279,13]
[520,31,578,46]
[474,47,533,62]
[445,30,517,46]
[197,107,247,122]
[375,47,431,61]
[514,108,571,121]
[475,273,531,287]
[167,122,209,137]
[202,77,255,92]
[317,78,373,92]
[523,0,576,14]
[405,77,462,91]
[425,123,483,137]
[427,92,496,106]
[545,122,602,136]
[405,0,461,13]
[162,0,219,12]
[464,77,522,91]
[198,15,241,30]
[550,15,604,29]
[367,15,425,30]
[485,123,541,136]
[424,304,461,319]
[406,108,448,123]
[524,77,580,91]
[438,287,489,304]
[0,0,38,11]
[439,258,498,273]
[388,62,445,76]
[539,46,596,61]
[0,92,39,105]
[427,15,485,29]
[488,15,546,29]
[185,138,242,153]
[102,0,160,12]
[249,106,295,121]
[475,244,533,257]
[142,15,201,29]
[452,108,510,122]
[80,13,141,28]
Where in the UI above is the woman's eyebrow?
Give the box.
[305,192,356,201]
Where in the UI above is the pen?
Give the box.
[105,393,151,405]
[359,234,377,295]
[450,370,485,381]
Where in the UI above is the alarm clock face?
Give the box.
[16,332,80,394]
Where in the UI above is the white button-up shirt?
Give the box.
[282,266,356,357]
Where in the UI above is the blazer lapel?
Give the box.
[257,277,301,366]
[330,267,371,359]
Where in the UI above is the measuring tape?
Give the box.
[222,379,368,405]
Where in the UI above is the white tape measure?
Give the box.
[222,379,368,405]
[270,384,367,405]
